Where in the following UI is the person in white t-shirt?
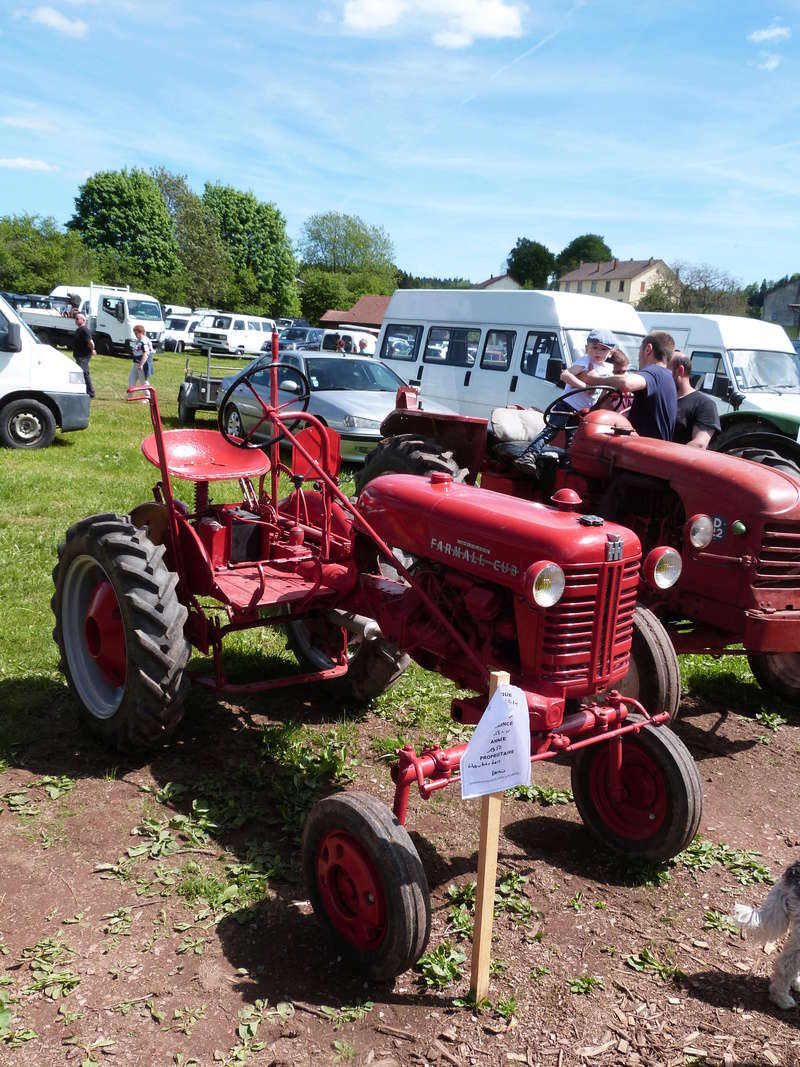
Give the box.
[559,328,616,409]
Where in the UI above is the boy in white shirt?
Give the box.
[560,328,616,408]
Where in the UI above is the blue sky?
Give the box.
[1,0,799,286]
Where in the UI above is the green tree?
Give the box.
[636,282,677,312]
[299,268,352,325]
[151,167,233,308]
[298,212,394,274]
[554,234,612,277]
[69,169,182,287]
[0,214,99,293]
[203,183,298,316]
[506,238,555,288]
[396,270,471,289]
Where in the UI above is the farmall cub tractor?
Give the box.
[52,341,702,980]
[358,386,800,715]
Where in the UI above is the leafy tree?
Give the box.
[151,167,233,308]
[636,282,677,312]
[203,183,298,316]
[554,234,612,277]
[69,169,182,286]
[506,238,555,288]
[396,270,471,289]
[299,268,352,325]
[298,212,394,274]
[0,214,99,293]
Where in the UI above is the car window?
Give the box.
[480,329,516,372]
[166,317,188,330]
[212,316,231,329]
[423,326,481,366]
[380,325,421,361]
[690,351,727,393]
[520,331,562,379]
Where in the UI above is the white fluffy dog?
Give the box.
[734,860,800,1009]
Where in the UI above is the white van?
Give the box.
[0,294,90,449]
[162,313,203,352]
[639,313,800,442]
[376,289,646,418]
[193,313,277,357]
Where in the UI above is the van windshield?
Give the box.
[127,300,162,321]
[728,349,800,391]
[566,329,644,369]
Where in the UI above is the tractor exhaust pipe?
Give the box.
[326,609,382,641]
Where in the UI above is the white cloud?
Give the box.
[342,0,525,48]
[15,6,88,38]
[747,23,791,44]
[0,157,58,171]
[758,52,782,71]
[0,115,54,131]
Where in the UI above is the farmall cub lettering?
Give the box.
[52,339,702,980]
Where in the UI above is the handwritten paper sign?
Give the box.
[461,685,531,799]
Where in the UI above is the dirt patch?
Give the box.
[1,677,799,1067]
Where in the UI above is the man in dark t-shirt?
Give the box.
[670,351,721,447]
[584,331,677,440]
[72,313,96,399]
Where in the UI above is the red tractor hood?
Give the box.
[358,473,641,593]
[573,413,800,519]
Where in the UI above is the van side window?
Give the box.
[381,324,421,361]
[0,308,8,346]
[520,332,562,379]
[423,326,480,366]
[480,329,515,372]
[234,320,245,330]
[247,321,260,331]
[691,350,729,394]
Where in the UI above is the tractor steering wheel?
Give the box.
[542,385,627,433]
[217,358,312,450]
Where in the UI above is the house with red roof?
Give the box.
[558,258,677,306]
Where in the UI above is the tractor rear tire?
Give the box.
[355,434,469,495]
[177,385,195,424]
[285,616,410,703]
[747,652,800,708]
[303,791,431,980]
[727,446,800,479]
[570,718,702,863]
[52,513,191,751]
[615,605,681,721]
[0,398,56,449]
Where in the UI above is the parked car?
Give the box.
[269,326,323,351]
[162,314,203,352]
[217,353,410,463]
[193,312,276,357]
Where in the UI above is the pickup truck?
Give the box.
[21,284,164,356]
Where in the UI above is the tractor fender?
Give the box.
[379,408,488,482]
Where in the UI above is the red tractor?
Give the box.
[356,386,800,710]
[51,344,701,980]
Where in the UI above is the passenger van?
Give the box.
[193,313,277,358]
[376,290,646,418]
[640,313,800,439]
[0,294,90,449]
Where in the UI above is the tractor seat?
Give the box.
[142,429,270,482]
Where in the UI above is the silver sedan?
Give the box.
[218,353,408,463]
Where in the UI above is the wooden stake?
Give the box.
[470,668,510,1001]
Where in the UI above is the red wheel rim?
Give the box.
[587,742,667,841]
[316,830,387,950]
[84,580,126,687]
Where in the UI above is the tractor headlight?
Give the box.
[524,561,565,608]
[643,547,682,590]
[687,514,714,549]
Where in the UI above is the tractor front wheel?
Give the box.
[285,616,409,702]
[52,513,191,751]
[747,652,800,708]
[570,719,702,862]
[614,605,681,721]
[303,792,431,980]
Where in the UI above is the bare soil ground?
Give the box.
[1,664,799,1067]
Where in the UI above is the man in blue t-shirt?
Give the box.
[583,331,677,439]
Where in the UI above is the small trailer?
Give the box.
[176,353,230,423]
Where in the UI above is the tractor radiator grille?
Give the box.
[756,524,800,589]
[539,557,640,689]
